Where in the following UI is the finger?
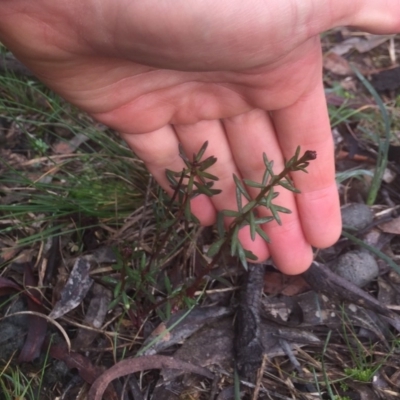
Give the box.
[174,119,270,262]
[271,79,342,250]
[350,0,400,34]
[120,126,216,225]
[290,1,400,38]
[223,109,313,274]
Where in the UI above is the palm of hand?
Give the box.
[3,0,397,272]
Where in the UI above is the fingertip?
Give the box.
[298,184,342,249]
[273,245,314,275]
[308,216,342,249]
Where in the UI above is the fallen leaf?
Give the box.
[263,271,309,296]
[323,51,352,75]
[330,35,394,56]
[379,216,400,234]
[140,306,232,356]
[261,295,303,326]
[72,283,112,350]
[18,263,48,363]
[0,276,22,296]
[0,246,20,262]
[353,35,395,53]
[52,133,89,154]
[49,257,93,319]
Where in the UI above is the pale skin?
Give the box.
[0,1,399,274]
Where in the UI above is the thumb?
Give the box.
[349,0,400,34]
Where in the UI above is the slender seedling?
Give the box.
[165,141,316,297]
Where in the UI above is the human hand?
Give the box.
[0,1,398,273]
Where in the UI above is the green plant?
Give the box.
[340,306,386,384]
[351,65,391,205]
[164,141,316,297]
[0,364,37,400]
[343,367,375,383]
[104,141,316,343]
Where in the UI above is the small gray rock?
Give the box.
[0,322,26,360]
[6,298,29,328]
[332,250,379,287]
[341,203,374,231]
[43,360,70,385]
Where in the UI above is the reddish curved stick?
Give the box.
[89,355,214,400]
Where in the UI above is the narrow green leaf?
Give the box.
[187,175,195,195]
[140,253,147,270]
[272,204,292,214]
[257,197,269,208]
[164,274,172,294]
[125,265,136,280]
[199,155,218,171]
[121,292,131,310]
[230,225,240,256]
[114,281,122,298]
[109,296,121,310]
[241,200,257,215]
[237,242,248,270]
[284,157,293,169]
[234,368,241,400]
[286,146,301,168]
[255,225,271,243]
[269,204,282,225]
[233,174,251,199]
[266,160,275,176]
[197,171,219,181]
[243,179,265,189]
[161,218,178,229]
[243,249,258,261]
[263,153,269,168]
[184,201,192,221]
[222,209,241,218]
[261,168,270,186]
[178,143,189,161]
[294,146,301,160]
[263,188,275,207]
[190,212,200,224]
[335,168,373,184]
[165,169,179,186]
[255,216,274,224]
[236,186,243,212]
[249,211,256,241]
[217,212,225,237]
[207,237,226,257]
[292,164,309,173]
[278,179,300,193]
[194,141,209,162]
[193,181,214,196]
